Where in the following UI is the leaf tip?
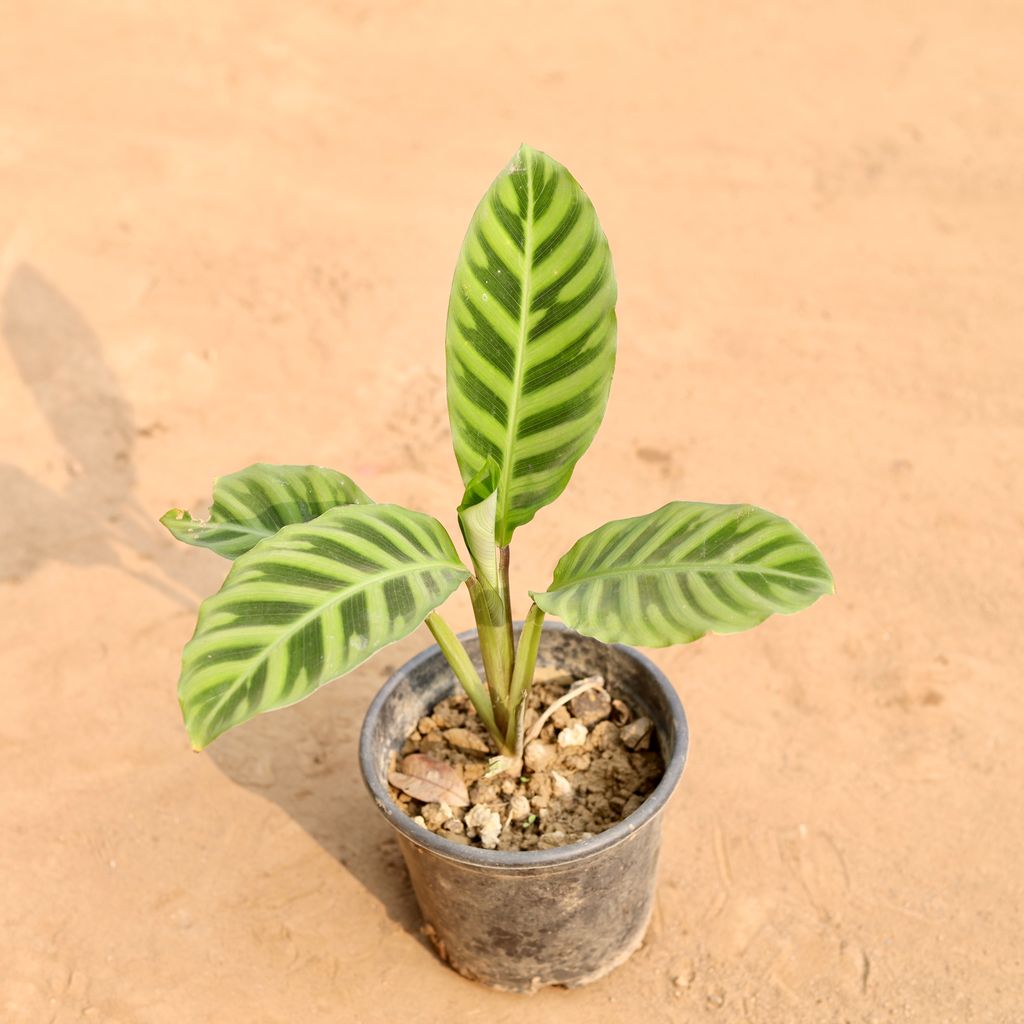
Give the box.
[161,508,190,526]
[510,142,538,172]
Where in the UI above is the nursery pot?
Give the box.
[359,622,689,993]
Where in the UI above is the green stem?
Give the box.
[425,611,504,746]
[504,602,545,751]
[465,577,513,737]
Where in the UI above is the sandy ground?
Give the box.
[2,2,1022,1021]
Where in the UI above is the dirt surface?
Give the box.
[2,2,1022,1022]
[389,668,664,851]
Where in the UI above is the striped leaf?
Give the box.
[531,502,833,647]
[178,504,469,749]
[446,144,617,546]
[161,463,372,559]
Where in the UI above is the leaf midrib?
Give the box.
[546,561,831,590]
[495,155,534,541]
[208,521,271,537]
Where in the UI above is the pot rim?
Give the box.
[359,621,689,870]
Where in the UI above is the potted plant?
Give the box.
[163,144,833,992]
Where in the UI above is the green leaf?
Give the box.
[178,504,469,749]
[446,144,617,546]
[457,458,500,587]
[531,502,833,647]
[161,463,372,559]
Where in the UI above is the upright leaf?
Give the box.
[162,463,372,559]
[446,144,617,546]
[456,458,515,713]
[178,504,469,749]
[456,458,500,588]
[532,502,833,647]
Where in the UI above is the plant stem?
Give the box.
[424,611,503,745]
[504,602,545,751]
[465,577,513,737]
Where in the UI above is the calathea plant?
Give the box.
[163,145,833,766]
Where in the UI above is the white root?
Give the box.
[524,675,605,746]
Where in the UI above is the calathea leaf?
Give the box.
[456,458,500,588]
[456,458,514,713]
[161,463,372,559]
[178,504,469,749]
[532,502,833,647]
[446,144,617,546]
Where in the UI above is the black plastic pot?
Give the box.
[358,623,688,993]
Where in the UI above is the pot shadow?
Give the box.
[205,636,429,940]
[0,263,197,605]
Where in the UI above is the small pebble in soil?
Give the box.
[570,687,612,726]
[620,716,653,750]
[611,699,632,725]
[443,727,489,755]
[551,771,572,798]
[421,801,453,829]
[524,739,557,771]
[557,719,589,748]
[465,804,502,849]
[508,794,531,820]
[590,721,620,751]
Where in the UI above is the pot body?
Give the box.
[359,623,688,992]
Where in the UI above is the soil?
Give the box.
[388,667,665,851]
[3,4,1022,1022]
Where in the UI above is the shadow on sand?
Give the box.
[206,639,428,941]
[0,263,193,605]
[0,263,423,937]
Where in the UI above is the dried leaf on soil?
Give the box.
[389,754,470,807]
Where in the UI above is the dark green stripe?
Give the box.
[455,298,516,379]
[516,381,604,439]
[698,572,749,616]
[453,412,503,463]
[522,317,608,395]
[510,165,529,219]
[341,520,412,563]
[613,518,672,567]
[303,535,385,573]
[676,574,707,632]
[737,535,794,564]
[533,169,557,220]
[530,229,599,311]
[513,440,584,475]
[467,261,518,321]
[219,599,310,624]
[283,617,324,698]
[532,195,582,266]
[383,576,416,619]
[245,661,268,713]
[240,479,286,531]
[257,562,343,592]
[529,263,611,342]
[490,194,524,251]
[772,556,831,581]
[197,643,265,667]
[341,591,369,655]
[453,355,509,426]
[475,226,523,293]
[738,571,775,601]
[377,510,431,556]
